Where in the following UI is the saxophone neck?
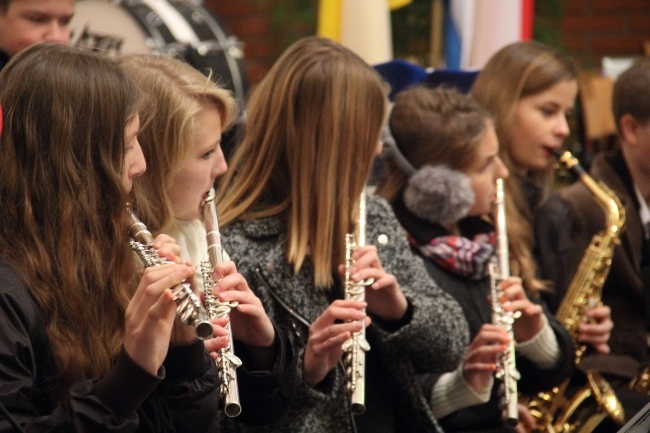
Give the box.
[555,151,625,230]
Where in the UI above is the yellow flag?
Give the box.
[388,0,412,10]
[317,0,342,40]
[318,0,412,41]
[317,0,398,64]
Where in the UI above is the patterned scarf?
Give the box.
[408,231,496,280]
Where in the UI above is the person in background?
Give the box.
[471,41,614,356]
[214,36,469,433]
[377,86,575,433]
[0,0,74,71]
[121,53,296,425]
[555,57,650,425]
[471,40,619,428]
[0,42,232,432]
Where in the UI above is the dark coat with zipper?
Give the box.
[392,202,576,433]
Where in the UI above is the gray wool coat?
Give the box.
[218,194,469,433]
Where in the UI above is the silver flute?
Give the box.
[342,191,373,415]
[200,188,242,417]
[126,206,213,340]
[489,178,520,426]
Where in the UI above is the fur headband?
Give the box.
[382,123,475,226]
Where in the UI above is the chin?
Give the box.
[527,157,551,172]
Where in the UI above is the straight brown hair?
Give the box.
[217,37,387,288]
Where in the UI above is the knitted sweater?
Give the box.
[218,194,469,433]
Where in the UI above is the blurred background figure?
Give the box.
[556,57,650,429]
[377,86,575,433]
[0,0,75,70]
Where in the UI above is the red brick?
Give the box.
[246,63,271,83]
[562,15,624,32]
[591,35,646,55]
[562,0,590,14]
[627,14,650,35]
[563,34,590,51]
[229,16,273,38]
[242,39,274,59]
[204,0,259,15]
[591,0,650,11]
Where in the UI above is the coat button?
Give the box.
[377,234,389,245]
[266,263,275,272]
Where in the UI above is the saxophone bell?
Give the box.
[527,150,626,432]
[629,365,650,396]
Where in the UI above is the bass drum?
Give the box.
[70,0,248,154]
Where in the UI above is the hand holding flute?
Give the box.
[201,189,275,417]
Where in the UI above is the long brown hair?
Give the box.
[119,54,237,234]
[0,43,141,393]
[472,41,577,295]
[217,37,387,288]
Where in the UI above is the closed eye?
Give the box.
[201,150,214,160]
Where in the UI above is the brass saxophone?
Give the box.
[527,150,626,433]
[200,188,242,417]
[342,191,373,415]
[489,178,521,426]
[629,366,650,396]
[126,206,213,340]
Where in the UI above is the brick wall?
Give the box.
[562,0,650,68]
[203,0,276,85]
[203,0,650,85]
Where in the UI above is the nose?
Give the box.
[211,147,228,180]
[555,115,570,138]
[131,140,147,179]
[44,21,72,44]
[496,156,510,179]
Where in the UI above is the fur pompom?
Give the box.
[403,165,474,226]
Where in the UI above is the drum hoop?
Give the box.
[119,1,178,55]
[168,1,247,105]
[140,0,200,46]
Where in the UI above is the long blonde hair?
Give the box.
[119,54,237,234]
[218,37,387,288]
[472,41,577,295]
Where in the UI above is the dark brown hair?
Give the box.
[377,86,492,203]
[612,57,650,132]
[0,43,141,393]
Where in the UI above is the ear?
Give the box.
[620,113,639,146]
